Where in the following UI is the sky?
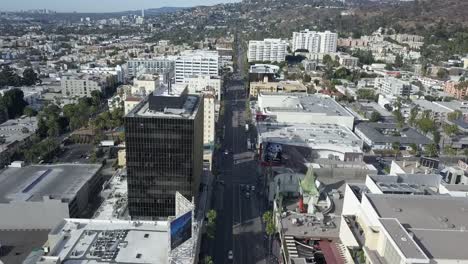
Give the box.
[1,0,240,13]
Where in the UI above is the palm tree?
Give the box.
[263,211,276,256]
[392,142,401,158]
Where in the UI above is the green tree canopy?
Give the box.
[1,88,28,118]
[22,68,39,86]
[424,143,438,157]
[369,111,382,122]
[417,117,436,135]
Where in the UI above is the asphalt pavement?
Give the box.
[212,44,269,264]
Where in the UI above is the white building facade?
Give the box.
[126,57,175,77]
[374,76,417,97]
[61,75,106,97]
[203,93,216,147]
[175,51,219,83]
[292,30,337,53]
[248,39,288,63]
[185,75,222,100]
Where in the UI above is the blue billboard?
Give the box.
[170,211,192,250]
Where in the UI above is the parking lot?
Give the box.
[57,144,95,163]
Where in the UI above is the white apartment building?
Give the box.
[338,54,359,68]
[81,65,125,83]
[61,74,107,97]
[185,75,222,100]
[292,30,337,53]
[374,76,417,97]
[124,96,143,115]
[126,57,175,77]
[203,93,216,147]
[248,39,288,63]
[131,74,159,96]
[175,50,219,83]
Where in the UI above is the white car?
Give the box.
[228,250,233,260]
[251,185,256,192]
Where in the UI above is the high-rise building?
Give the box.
[202,92,216,147]
[374,76,417,97]
[125,86,203,218]
[248,39,288,63]
[126,58,175,78]
[175,50,219,83]
[185,75,222,100]
[61,74,112,98]
[292,30,337,53]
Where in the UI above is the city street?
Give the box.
[213,44,269,264]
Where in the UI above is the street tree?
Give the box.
[417,117,436,135]
[392,142,401,158]
[23,106,36,119]
[424,143,438,157]
[409,143,419,155]
[369,111,382,122]
[447,110,462,121]
[1,88,28,118]
[443,124,459,136]
[263,211,276,255]
[408,107,419,126]
[22,68,39,86]
[206,209,217,239]
[393,110,405,129]
[203,256,214,264]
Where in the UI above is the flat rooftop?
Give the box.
[127,91,200,119]
[393,160,439,174]
[93,170,129,220]
[367,194,468,230]
[435,101,468,114]
[413,99,452,113]
[257,122,362,153]
[280,209,340,240]
[0,116,38,152]
[0,230,49,264]
[367,194,468,260]
[0,164,101,203]
[369,174,441,195]
[42,219,169,264]
[356,122,432,145]
[259,93,352,117]
[379,218,427,260]
[359,102,392,117]
[249,64,280,74]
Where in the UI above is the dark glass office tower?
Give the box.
[125,88,203,218]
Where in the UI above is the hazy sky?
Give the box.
[1,0,240,13]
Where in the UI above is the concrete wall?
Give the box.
[389,161,406,175]
[0,198,69,230]
[342,185,361,216]
[339,216,360,248]
[365,176,383,194]
[272,112,355,130]
[315,167,377,181]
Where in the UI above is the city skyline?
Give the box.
[1,0,240,13]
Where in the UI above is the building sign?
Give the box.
[170,211,192,250]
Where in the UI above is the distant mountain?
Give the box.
[144,7,184,16]
[13,6,185,22]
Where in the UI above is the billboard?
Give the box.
[170,210,192,250]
